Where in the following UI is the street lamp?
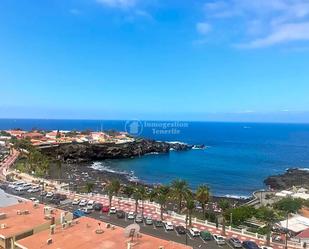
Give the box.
[185,214,188,245]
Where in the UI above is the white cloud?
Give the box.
[96,0,137,9]
[239,22,309,48]
[200,0,309,48]
[196,22,212,35]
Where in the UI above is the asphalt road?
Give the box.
[4,187,243,249]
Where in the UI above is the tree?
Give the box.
[196,184,210,219]
[105,179,121,207]
[256,207,277,246]
[85,182,95,193]
[170,179,190,213]
[154,185,170,220]
[274,197,303,213]
[185,191,195,227]
[132,185,148,214]
[218,199,231,236]
[122,185,134,198]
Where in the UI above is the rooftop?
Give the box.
[15,216,192,249]
[0,202,62,239]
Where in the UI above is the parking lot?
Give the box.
[3,183,248,249]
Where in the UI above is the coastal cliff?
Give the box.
[40,139,192,163]
[264,168,309,190]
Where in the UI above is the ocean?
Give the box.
[1,119,309,197]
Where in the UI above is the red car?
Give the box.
[101,206,110,212]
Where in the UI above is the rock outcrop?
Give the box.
[264,168,309,190]
[40,139,192,163]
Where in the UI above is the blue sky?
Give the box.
[1,0,309,122]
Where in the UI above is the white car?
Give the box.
[189,228,200,237]
[72,198,80,205]
[164,221,174,231]
[29,197,37,202]
[261,247,273,249]
[28,186,40,193]
[22,183,32,190]
[127,211,135,220]
[79,199,88,207]
[213,234,226,245]
[10,181,24,189]
[109,207,117,214]
[46,192,54,198]
[87,200,95,209]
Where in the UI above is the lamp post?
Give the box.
[185,214,188,245]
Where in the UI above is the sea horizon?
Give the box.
[1,118,309,197]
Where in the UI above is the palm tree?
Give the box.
[122,185,134,198]
[170,179,189,213]
[132,185,148,214]
[185,191,195,227]
[218,199,230,236]
[132,186,142,213]
[196,184,210,219]
[138,186,148,216]
[105,179,121,207]
[85,181,95,193]
[257,207,277,246]
[154,185,170,220]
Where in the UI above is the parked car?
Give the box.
[200,231,212,241]
[22,183,32,190]
[116,210,125,219]
[87,200,95,209]
[28,186,40,193]
[73,209,85,218]
[213,234,226,245]
[13,187,24,195]
[229,237,242,248]
[164,221,174,231]
[81,207,92,214]
[135,214,143,223]
[93,203,103,211]
[189,228,200,237]
[46,192,54,198]
[50,198,60,205]
[79,199,88,207]
[260,247,273,249]
[109,207,117,214]
[145,216,153,225]
[59,194,67,201]
[242,241,260,249]
[154,220,164,227]
[29,197,37,202]
[72,198,80,205]
[127,211,135,220]
[102,206,110,213]
[40,191,47,197]
[175,225,186,235]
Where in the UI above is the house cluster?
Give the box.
[274,187,309,247]
[3,129,135,147]
[0,201,191,249]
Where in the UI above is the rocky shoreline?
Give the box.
[264,168,309,190]
[40,139,193,163]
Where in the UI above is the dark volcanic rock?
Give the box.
[264,168,309,190]
[40,139,191,163]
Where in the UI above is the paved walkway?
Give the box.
[0,148,19,180]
